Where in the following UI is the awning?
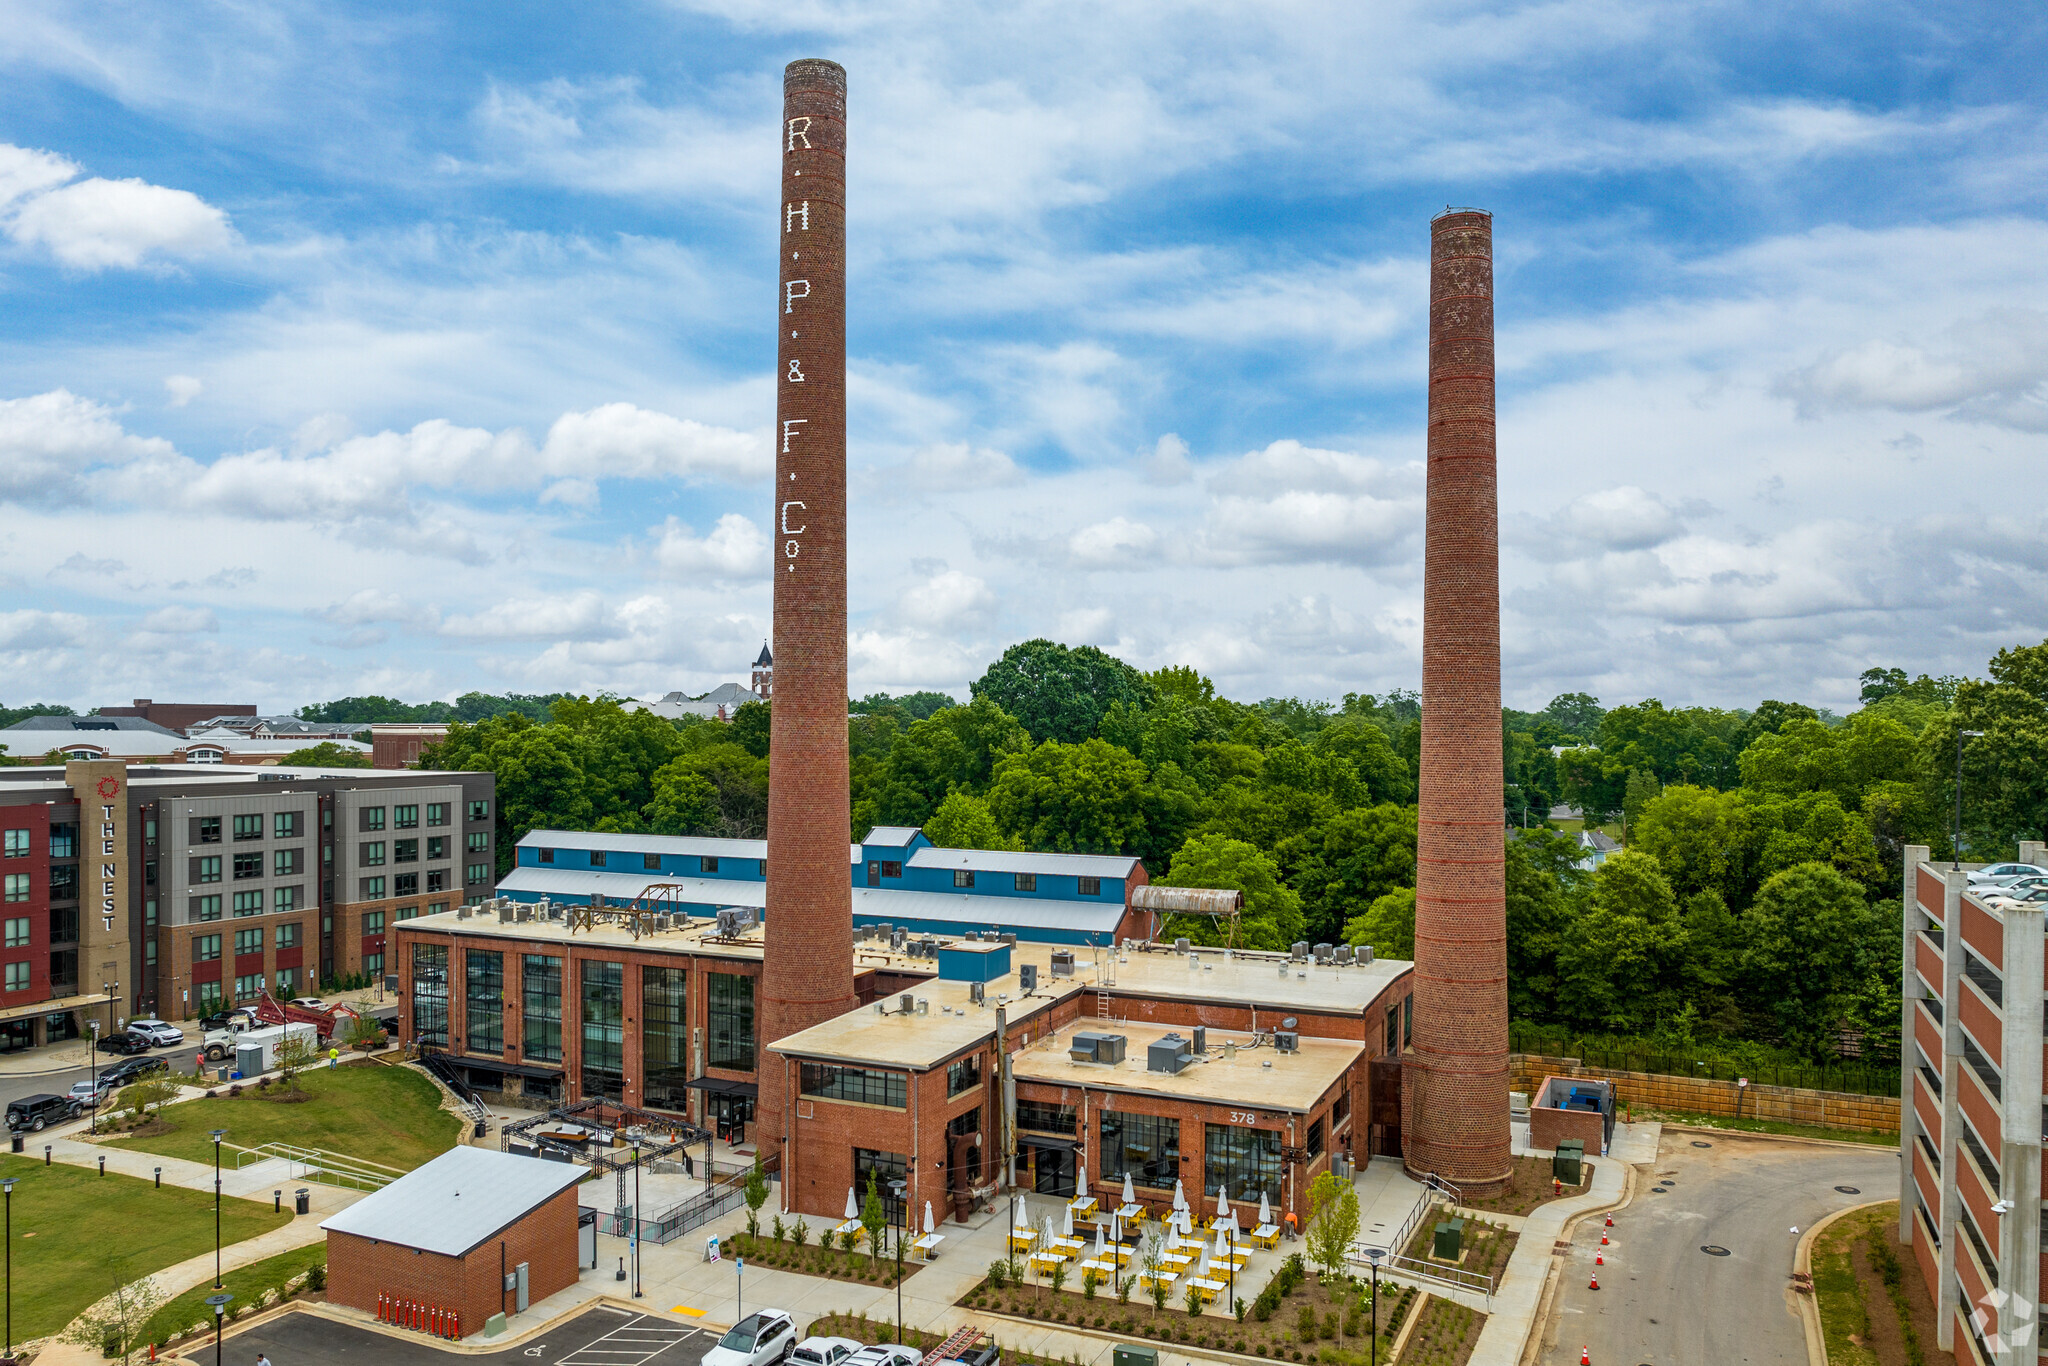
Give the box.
[687,1077,759,1099]
[0,993,112,1025]
[449,1057,561,1082]
[1019,1133,1079,1152]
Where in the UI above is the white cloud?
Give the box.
[0,389,178,505]
[1777,308,2048,431]
[316,590,439,630]
[0,609,94,650]
[652,513,770,579]
[164,375,203,407]
[1200,441,1423,567]
[1546,486,1687,553]
[0,142,236,270]
[1140,433,1193,486]
[440,591,619,642]
[898,569,994,629]
[869,442,1022,493]
[138,605,219,633]
[541,403,770,485]
[1067,516,1158,569]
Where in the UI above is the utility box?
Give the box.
[1146,1034,1191,1075]
[1114,1345,1158,1366]
[1553,1140,1583,1186]
[1432,1218,1465,1261]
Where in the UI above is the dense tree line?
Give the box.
[410,635,2048,1062]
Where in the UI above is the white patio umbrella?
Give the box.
[1043,1214,1058,1249]
[1093,1224,1108,1258]
[1111,1212,1122,1246]
[1213,1224,1229,1257]
[1197,1246,1212,1278]
[845,1187,858,1220]
[1122,1172,1136,1206]
[924,1201,936,1236]
[1215,1184,1231,1219]
[1174,1179,1188,1211]
[1258,1191,1273,1227]
[1078,1162,1088,1195]
[1062,1204,1075,1239]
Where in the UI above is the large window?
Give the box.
[394,839,418,863]
[232,891,262,916]
[411,943,448,1047]
[466,862,489,886]
[707,972,755,1070]
[233,814,263,841]
[48,823,75,858]
[360,807,386,832]
[580,960,624,1101]
[232,853,263,880]
[3,918,26,947]
[467,832,490,855]
[234,973,265,1001]
[1307,1117,1324,1158]
[467,800,489,822]
[953,870,975,888]
[276,922,299,949]
[588,849,606,867]
[642,966,690,1113]
[195,856,221,884]
[428,837,449,861]
[360,877,385,900]
[193,933,221,962]
[194,817,220,845]
[1078,877,1101,896]
[853,1148,908,1225]
[395,873,418,897]
[426,803,449,827]
[1205,1123,1282,1203]
[1016,1100,1076,1133]
[800,1063,906,1108]
[48,866,77,901]
[1100,1111,1179,1189]
[363,910,385,934]
[465,950,503,1054]
[947,1053,983,1098]
[361,842,386,866]
[191,894,221,921]
[523,955,562,1063]
[2,830,27,858]
[274,885,299,913]
[193,981,222,1014]
[4,962,28,992]
[275,811,301,839]
[232,925,266,955]
[394,805,419,829]
[274,848,301,876]
[2,874,26,903]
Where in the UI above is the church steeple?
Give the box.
[751,640,773,698]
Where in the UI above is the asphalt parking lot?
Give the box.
[209,1304,713,1366]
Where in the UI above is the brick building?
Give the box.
[322,1145,583,1335]
[1898,842,2046,1365]
[389,903,1414,1229]
[371,724,450,770]
[96,700,257,732]
[0,761,495,1045]
[1,714,371,767]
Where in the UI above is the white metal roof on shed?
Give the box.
[862,826,924,847]
[516,830,862,863]
[319,1145,583,1257]
[499,866,767,905]
[906,846,1141,879]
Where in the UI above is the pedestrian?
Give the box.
[257,1353,272,1366]
[328,1047,339,1070]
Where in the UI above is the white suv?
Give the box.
[126,1019,184,1048]
[702,1312,796,1366]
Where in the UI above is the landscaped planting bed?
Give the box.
[1396,1295,1483,1366]
[1440,1156,1588,1216]
[805,1312,1093,1366]
[1399,1215,1518,1284]
[721,1219,927,1287]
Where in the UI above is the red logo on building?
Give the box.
[96,777,121,798]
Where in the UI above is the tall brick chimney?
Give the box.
[1406,208,1512,1193]
[758,58,857,1165]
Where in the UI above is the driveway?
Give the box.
[1538,1131,1897,1365]
[212,1303,713,1366]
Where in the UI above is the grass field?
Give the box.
[105,1062,461,1173]
[140,1243,326,1348]
[1643,1108,1898,1147]
[0,1153,291,1342]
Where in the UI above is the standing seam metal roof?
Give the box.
[317,1145,584,1257]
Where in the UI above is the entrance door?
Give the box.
[867,861,881,887]
[1367,1057,1403,1158]
[1029,1144,1075,1196]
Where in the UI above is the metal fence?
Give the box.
[597,1174,766,1245]
[1509,1027,1900,1097]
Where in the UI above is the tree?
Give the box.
[61,1256,167,1364]
[1631,785,1758,909]
[1160,833,1304,951]
[970,639,1150,744]
[274,1033,316,1093]
[923,790,1015,850]
[280,741,371,769]
[859,1170,888,1265]
[1742,862,1882,1052]
[1621,768,1661,836]
[1304,1170,1360,1279]
[1342,887,1414,960]
[1504,830,1580,1021]
[644,763,720,836]
[742,1156,768,1236]
[730,700,772,759]
[1554,849,1682,1032]
[1543,692,1605,741]
[1555,746,1625,824]
[986,739,1150,854]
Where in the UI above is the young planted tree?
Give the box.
[272,1033,317,1094]
[1304,1171,1361,1279]
[744,1156,770,1237]
[62,1257,167,1365]
[859,1172,889,1267]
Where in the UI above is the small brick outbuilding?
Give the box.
[322,1145,583,1335]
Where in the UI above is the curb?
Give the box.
[1388,1288,1429,1363]
[1516,1160,1640,1366]
[1655,1121,1897,1152]
[1791,1198,1891,1366]
[171,1292,675,1358]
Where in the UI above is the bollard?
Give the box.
[44,1144,51,1165]
[274,1190,282,1213]
[99,1155,106,1176]
[155,1167,162,1188]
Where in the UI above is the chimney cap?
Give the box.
[1431,205,1492,222]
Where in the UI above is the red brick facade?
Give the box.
[1408,208,1512,1193]
[760,57,858,1166]
[326,1184,579,1334]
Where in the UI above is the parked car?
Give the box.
[702,1312,797,1366]
[98,1055,169,1087]
[842,1348,920,1366]
[1984,886,2048,908]
[199,1007,258,1032]
[68,1078,115,1107]
[6,1093,81,1132]
[287,997,329,1011]
[1965,862,2048,887]
[96,1032,153,1057]
[791,1338,863,1366]
[126,1019,185,1047]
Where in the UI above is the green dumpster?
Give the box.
[1115,1346,1158,1366]
[1553,1141,1583,1186]
[1432,1218,1466,1260]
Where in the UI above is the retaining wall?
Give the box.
[1508,1053,1900,1135]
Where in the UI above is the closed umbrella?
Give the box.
[1044,1214,1057,1250]
[1214,1224,1229,1257]
[1062,1204,1075,1239]
[846,1187,859,1221]
[1258,1191,1272,1227]
[1215,1184,1231,1219]
[1093,1224,1107,1258]
[924,1201,936,1236]
[1172,1178,1187,1211]
[1078,1162,1088,1197]
[1122,1172,1136,1206]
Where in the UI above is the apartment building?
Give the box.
[0,761,495,1044]
[1898,840,2047,1366]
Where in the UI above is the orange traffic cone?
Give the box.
[1596,1253,1604,1265]
[1601,1233,1608,1245]
[1581,1350,1591,1366]
[1604,1215,1613,1227]
[1589,1271,1600,1290]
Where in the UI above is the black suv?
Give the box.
[97,1032,153,1057]
[6,1093,81,1132]
[98,1055,170,1087]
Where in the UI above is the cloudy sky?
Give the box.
[2,2,2043,715]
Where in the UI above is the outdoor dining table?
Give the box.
[1115,1202,1145,1221]
[1250,1222,1281,1249]
[1009,1227,1039,1251]
[1159,1252,1195,1272]
[1053,1236,1087,1255]
[1068,1194,1099,1218]
[1186,1276,1227,1304]
[834,1217,864,1238]
[1077,1258,1118,1278]
[912,1233,945,1261]
[1027,1250,1068,1274]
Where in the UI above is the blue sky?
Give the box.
[2,1,2044,715]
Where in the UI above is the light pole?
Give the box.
[205,1293,232,1366]
[210,1129,228,1287]
[4,1176,15,1354]
[1953,730,1985,870]
[86,1020,100,1135]
[1365,1248,1383,1366]
[631,1144,642,1299]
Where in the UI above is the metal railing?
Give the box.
[233,1141,401,1190]
[597,1173,765,1245]
[1347,1245,1496,1306]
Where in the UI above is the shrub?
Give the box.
[772,1215,785,1243]
[1235,1296,1250,1324]
[1184,1283,1204,1317]
[1082,1266,1100,1300]
[1118,1276,1133,1306]
[1322,1310,1338,1340]
[987,1260,1010,1291]
[1296,1306,1318,1343]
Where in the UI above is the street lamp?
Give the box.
[1364,1247,1384,1366]
[4,1177,16,1355]
[205,1293,233,1366]
[86,1020,101,1135]
[631,1144,642,1299]
[1953,730,1985,871]
[210,1129,228,1287]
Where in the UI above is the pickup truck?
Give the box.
[200,1016,257,1061]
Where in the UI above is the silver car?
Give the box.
[1966,862,2047,887]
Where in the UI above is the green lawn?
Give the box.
[140,1243,326,1348]
[1644,1107,1898,1147]
[105,1062,461,1174]
[0,1153,291,1342]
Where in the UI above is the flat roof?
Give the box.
[516,829,860,863]
[319,1146,584,1257]
[398,903,935,972]
[908,846,1142,879]
[1012,1017,1360,1113]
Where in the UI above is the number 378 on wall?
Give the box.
[1228,1110,1258,1125]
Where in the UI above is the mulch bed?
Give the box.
[724,1230,925,1287]
[1400,1216,1518,1285]
[1442,1156,1589,1216]
[1815,1203,1953,1366]
[1397,1295,1483,1366]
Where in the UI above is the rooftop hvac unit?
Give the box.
[497,904,513,923]
[1188,953,1200,971]
[1275,1031,1300,1054]
[1000,933,1017,947]
[1358,945,1374,963]
[1313,942,1332,962]
[1277,960,1289,977]
[890,929,908,950]
[1050,950,1075,978]
[456,904,471,919]
[1290,941,1309,961]
[1331,944,1353,964]
[1069,1031,1127,1065]
[969,980,986,1006]
[876,923,893,938]
[1019,963,1038,992]
[900,993,915,1014]
[1174,936,1190,952]
[1147,1033,1192,1075]
[1192,1025,1207,1055]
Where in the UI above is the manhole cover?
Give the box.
[1650,1187,1667,1194]
[1701,1245,1731,1256]
[1691,1140,1712,1148]
[1834,1186,1860,1194]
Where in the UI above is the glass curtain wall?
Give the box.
[707,972,755,1070]
[411,944,448,1048]
[522,955,561,1062]
[642,965,690,1113]
[465,950,503,1053]
[580,959,624,1101]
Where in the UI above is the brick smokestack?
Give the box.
[1406,208,1511,1193]
[759,58,857,1164]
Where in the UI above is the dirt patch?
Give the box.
[1399,1216,1518,1285]
[1443,1155,1590,1216]
[1813,1203,1952,1366]
[258,1089,312,1103]
[1397,1294,1482,1366]
[724,1230,923,1288]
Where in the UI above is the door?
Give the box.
[867,861,881,887]
[1367,1057,1403,1158]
